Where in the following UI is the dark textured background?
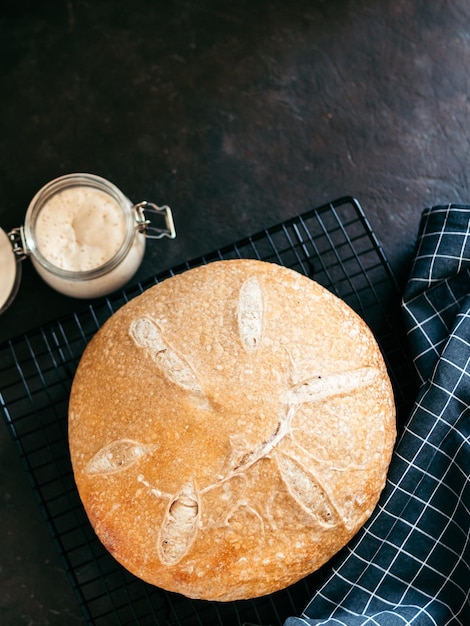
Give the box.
[1,1,469,623]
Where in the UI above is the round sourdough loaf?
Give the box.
[68,259,396,601]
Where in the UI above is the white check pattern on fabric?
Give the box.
[284,205,470,626]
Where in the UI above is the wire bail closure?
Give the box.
[134,202,176,240]
[8,226,29,261]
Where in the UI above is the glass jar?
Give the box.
[0,226,22,314]
[3,173,175,306]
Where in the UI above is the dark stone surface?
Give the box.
[0,0,469,623]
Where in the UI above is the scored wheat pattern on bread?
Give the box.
[84,273,382,565]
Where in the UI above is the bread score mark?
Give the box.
[281,366,380,405]
[238,276,263,352]
[220,407,295,482]
[276,453,338,527]
[86,439,158,475]
[129,317,207,403]
[158,482,200,565]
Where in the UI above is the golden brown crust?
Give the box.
[68,259,396,601]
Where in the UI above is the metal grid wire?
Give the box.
[0,196,416,626]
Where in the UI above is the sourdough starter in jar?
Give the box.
[0,227,20,313]
[26,175,146,298]
[35,186,128,271]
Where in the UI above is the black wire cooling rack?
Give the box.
[0,196,417,626]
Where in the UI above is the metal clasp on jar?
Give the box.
[134,202,176,240]
[8,226,29,261]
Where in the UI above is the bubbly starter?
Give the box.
[30,185,145,298]
[34,186,127,271]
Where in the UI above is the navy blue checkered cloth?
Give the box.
[285,205,470,626]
